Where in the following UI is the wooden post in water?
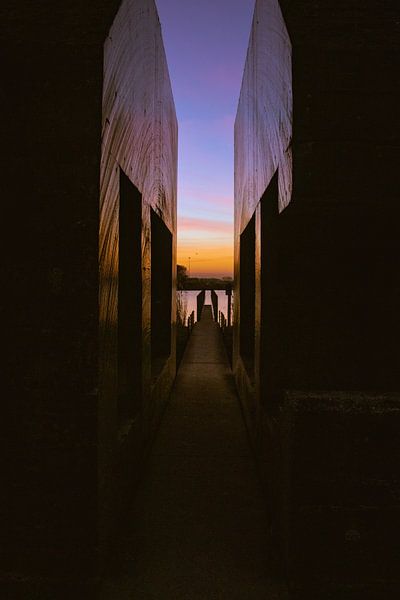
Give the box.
[196,290,205,321]
[225,283,232,327]
[211,289,218,322]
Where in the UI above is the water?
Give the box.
[177,290,233,325]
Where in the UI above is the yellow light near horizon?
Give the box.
[177,246,233,277]
[177,216,234,277]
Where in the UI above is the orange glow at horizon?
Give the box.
[177,216,233,278]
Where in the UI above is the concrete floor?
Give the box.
[101,306,285,599]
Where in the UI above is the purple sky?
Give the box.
[155,0,255,277]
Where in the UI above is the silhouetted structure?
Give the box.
[234,1,400,597]
[211,289,219,322]
[2,0,177,596]
[197,290,206,321]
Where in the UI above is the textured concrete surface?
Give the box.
[101,306,285,599]
[235,0,292,221]
[99,0,178,561]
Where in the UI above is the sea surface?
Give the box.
[177,290,233,325]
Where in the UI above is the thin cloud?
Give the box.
[178,216,233,233]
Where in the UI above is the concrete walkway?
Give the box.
[101,306,283,599]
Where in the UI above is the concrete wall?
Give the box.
[235,0,292,226]
[99,0,178,561]
[234,0,400,596]
[1,1,177,596]
[234,0,292,450]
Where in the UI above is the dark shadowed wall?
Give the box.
[1,1,177,597]
[234,0,400,596]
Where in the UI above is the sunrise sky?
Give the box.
[156,0,255,277]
